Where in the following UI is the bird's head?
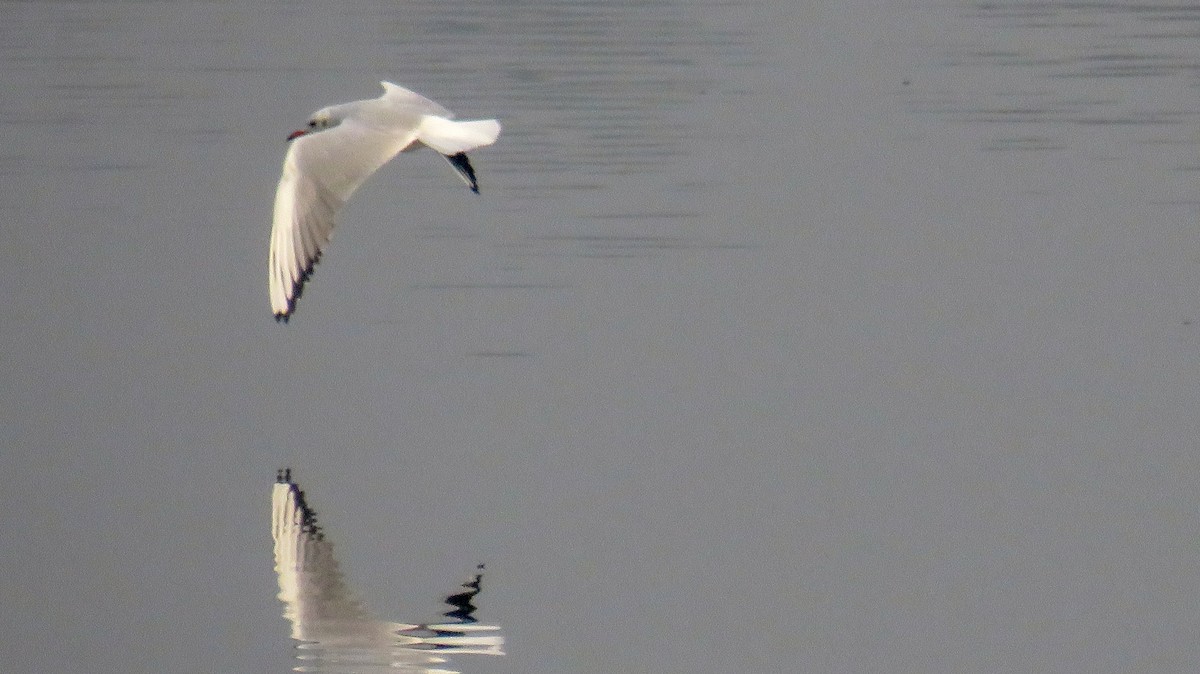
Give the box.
[288,108,340,141]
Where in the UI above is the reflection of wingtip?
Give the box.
[273,469,323,539]
[442,563,488,622]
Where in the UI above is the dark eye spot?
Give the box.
[308,120,317,128]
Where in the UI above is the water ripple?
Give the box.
[911,0,1200,162]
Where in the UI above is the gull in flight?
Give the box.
[268,82,501,321]
[271,469,504,673]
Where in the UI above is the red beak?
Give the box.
[287,129,308,141]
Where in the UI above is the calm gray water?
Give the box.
[2,0,1199,672]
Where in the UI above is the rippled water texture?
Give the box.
[2,1,1199,673]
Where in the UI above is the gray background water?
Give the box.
[2,0,1199,672]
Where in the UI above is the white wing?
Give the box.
[268,118,418,320]
[415,117,502,156]
[378,82,502,152]
[380,81,454,118]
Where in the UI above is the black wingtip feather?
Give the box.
[445,152,480,194]
[272,252,323,323]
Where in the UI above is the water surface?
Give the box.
[1,1,1198,672]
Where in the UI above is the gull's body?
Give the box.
[268,82,501,321]
[271,470,504,673]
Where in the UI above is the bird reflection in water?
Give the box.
[271,469,504,673]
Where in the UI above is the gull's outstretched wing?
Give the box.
[271,470,504,672]
[268,118,417,320]
[414,117,501,156]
